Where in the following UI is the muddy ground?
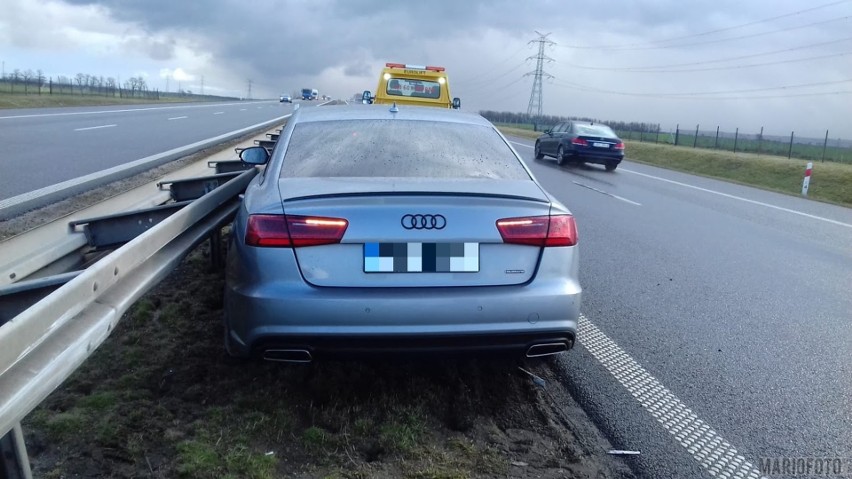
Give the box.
[21,237,634,479]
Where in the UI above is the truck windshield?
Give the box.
[386,78,441,99]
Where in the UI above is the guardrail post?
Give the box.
[0,423,32,479]
[209,228,223,271]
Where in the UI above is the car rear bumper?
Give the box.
[567,150,624,165]
[224,280,580,359]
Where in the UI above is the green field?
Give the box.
[498,126,852,208]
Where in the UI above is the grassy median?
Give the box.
[23,236,632,479]
[499,126,852,208]
[0,92,226,109]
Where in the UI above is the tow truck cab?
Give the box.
[363,63,460,109]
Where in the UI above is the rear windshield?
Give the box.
[386,78,441,99]
[279,120,530,180]
[575,124,617,137]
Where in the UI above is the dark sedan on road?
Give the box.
[224,105,581,362]
[535,121,624,171]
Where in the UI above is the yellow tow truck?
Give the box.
[362,63,460,109]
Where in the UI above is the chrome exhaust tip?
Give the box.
[526,342,568,358]
[262,349,313,363]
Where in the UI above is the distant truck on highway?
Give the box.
[301,88,318,100]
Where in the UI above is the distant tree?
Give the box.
[75,73,87,94]
[21,69,34,93]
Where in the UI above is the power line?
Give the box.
[561,50,852,73]
[561,0,852,50]
[456,60,528,87]
[552,78,852,98]
[454,44,530,84]
[526,31,555,120]
[562,36,852,72]
[570,15,850,52]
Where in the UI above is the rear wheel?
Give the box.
[534,141,544,160]
[557,145,567,166]
[605,161,618,171]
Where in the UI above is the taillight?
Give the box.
[615,142,625,150]
[495,215,577,247]
[571,138,589,146]
[245,214,348,248]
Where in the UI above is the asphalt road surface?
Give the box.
[507,136,852,479]
[0,100,295,200]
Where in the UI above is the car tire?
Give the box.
[605,161,618,171]
[534,141,544,160]
[557,145,567,166]
[533,142,544,160]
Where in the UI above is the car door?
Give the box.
[542,122,563,155]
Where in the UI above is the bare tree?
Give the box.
[36,69,45,95]
[21,69,34,94]
[75,73,86,94]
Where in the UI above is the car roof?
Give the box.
[292,104,493,127]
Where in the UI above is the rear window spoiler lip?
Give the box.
[280,191,550,204]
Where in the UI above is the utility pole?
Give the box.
[247,79,253,100]
[525,31,555,129]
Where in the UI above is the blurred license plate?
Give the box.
[364,242,479,273]
[592,142,609,148]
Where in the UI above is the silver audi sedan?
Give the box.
[224,104,581,362]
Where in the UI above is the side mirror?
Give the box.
[452,97,461,109]
[362,90,373,104]
[239,146,270,165]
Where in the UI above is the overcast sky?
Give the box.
[1,0,851,138]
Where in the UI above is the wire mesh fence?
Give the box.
[617,124,851,164]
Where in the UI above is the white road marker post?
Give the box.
[802,162,813,196]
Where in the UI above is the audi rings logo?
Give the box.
[401,214,447,230]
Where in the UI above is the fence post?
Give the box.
[693,124,699,148]
[714,126,719,149]
[733,128,739,153]
[821,130,828,162]
[674,124,679,146]
[49,78,52,95]
[757,126,764,154]
[788,131,794,159]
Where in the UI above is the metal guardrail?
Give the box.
[0,168,257,477]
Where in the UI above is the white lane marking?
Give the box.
[510,139,852,229]
[0,101,274,120]
[73,124,116,132]
[572,181,642,206]
[168,116,188,121]
[213,111,225,115]
[620,168,852,229]
[578,315,762,479]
